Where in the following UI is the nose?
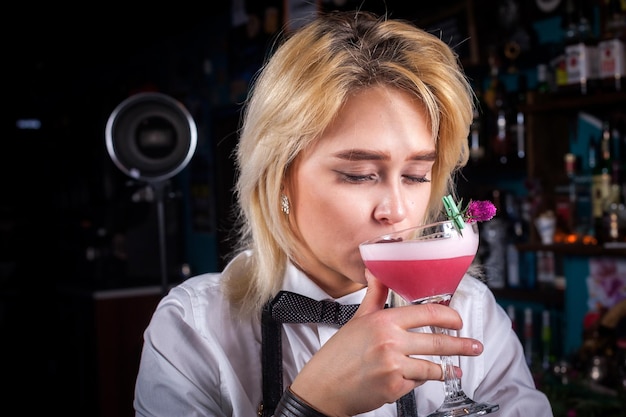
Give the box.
[373,186,408,225]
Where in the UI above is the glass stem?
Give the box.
[431,326,467,402]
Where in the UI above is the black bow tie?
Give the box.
[268,291,359,326]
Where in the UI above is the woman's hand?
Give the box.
[289,270,484,417]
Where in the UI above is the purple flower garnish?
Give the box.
[465,200,497,223]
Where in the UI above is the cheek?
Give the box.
[293,185,365,244]
[295,185,348,228]
[413,188,432,221]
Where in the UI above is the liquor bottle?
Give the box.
[493,98,510,165]
[604,124,626,243]
[562,0,600,95]
[571,137,596,241]
[489,75,509,165]
[513,74,527,160]
[591,121,613,241]
[480,190,508,289]
[469,89,485,162]
[484,53,512,165]
[559,153,578,236]
[536,63,552,94]
[598,0,626,92]
[536,250,556,288]
[504,192,526,288]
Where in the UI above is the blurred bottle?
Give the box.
[469,89,486,162]
[513,74,527,161]
[504,192,528,288]
[536,63,552,94]
[484,51,512,165]
[588,133,598,173]
[603,123,626,244]
[480,189,508,289]
[598,0,626,92]
[562,0,600,95]
[554,153,578,240]
[536,250,556,288]
[491,89,510,165]
[591,121,614,241]
[571,139,596,241]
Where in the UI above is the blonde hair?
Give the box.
[224,10,475,316]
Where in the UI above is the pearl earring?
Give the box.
[281,194,290,215]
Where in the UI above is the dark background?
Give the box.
[5,0,495,288]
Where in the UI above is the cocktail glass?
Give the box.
[359,220,499,417]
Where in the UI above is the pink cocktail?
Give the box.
[363,256,475,304]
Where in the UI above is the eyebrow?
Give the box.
[333,149,437,162]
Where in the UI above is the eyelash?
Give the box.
[340,173,431,184]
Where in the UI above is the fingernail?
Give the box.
[472,342,483,354]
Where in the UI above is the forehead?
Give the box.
[311,86,432,151]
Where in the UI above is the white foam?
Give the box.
[360,227,478,261]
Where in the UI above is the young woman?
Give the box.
[134,10,553,417]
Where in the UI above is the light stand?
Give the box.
[105,92,197,295]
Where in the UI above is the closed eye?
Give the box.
[339,172,377,183]
[405,176,431,183]
[338,172,430,184]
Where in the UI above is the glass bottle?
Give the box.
[513,74,527,160]
[562,0,600,95]
[490,84,510,164]
[591,121,613,241]
[469,89,486,162]
[604,124,626,244]
[536,63,552,94]
[479,189,508,288]
[598,0,626,92]
[563,152,578,236]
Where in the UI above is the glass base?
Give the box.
[427,395,499,417]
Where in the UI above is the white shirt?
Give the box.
[134,252,553,416]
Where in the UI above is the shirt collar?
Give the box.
[282,260,368,305]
